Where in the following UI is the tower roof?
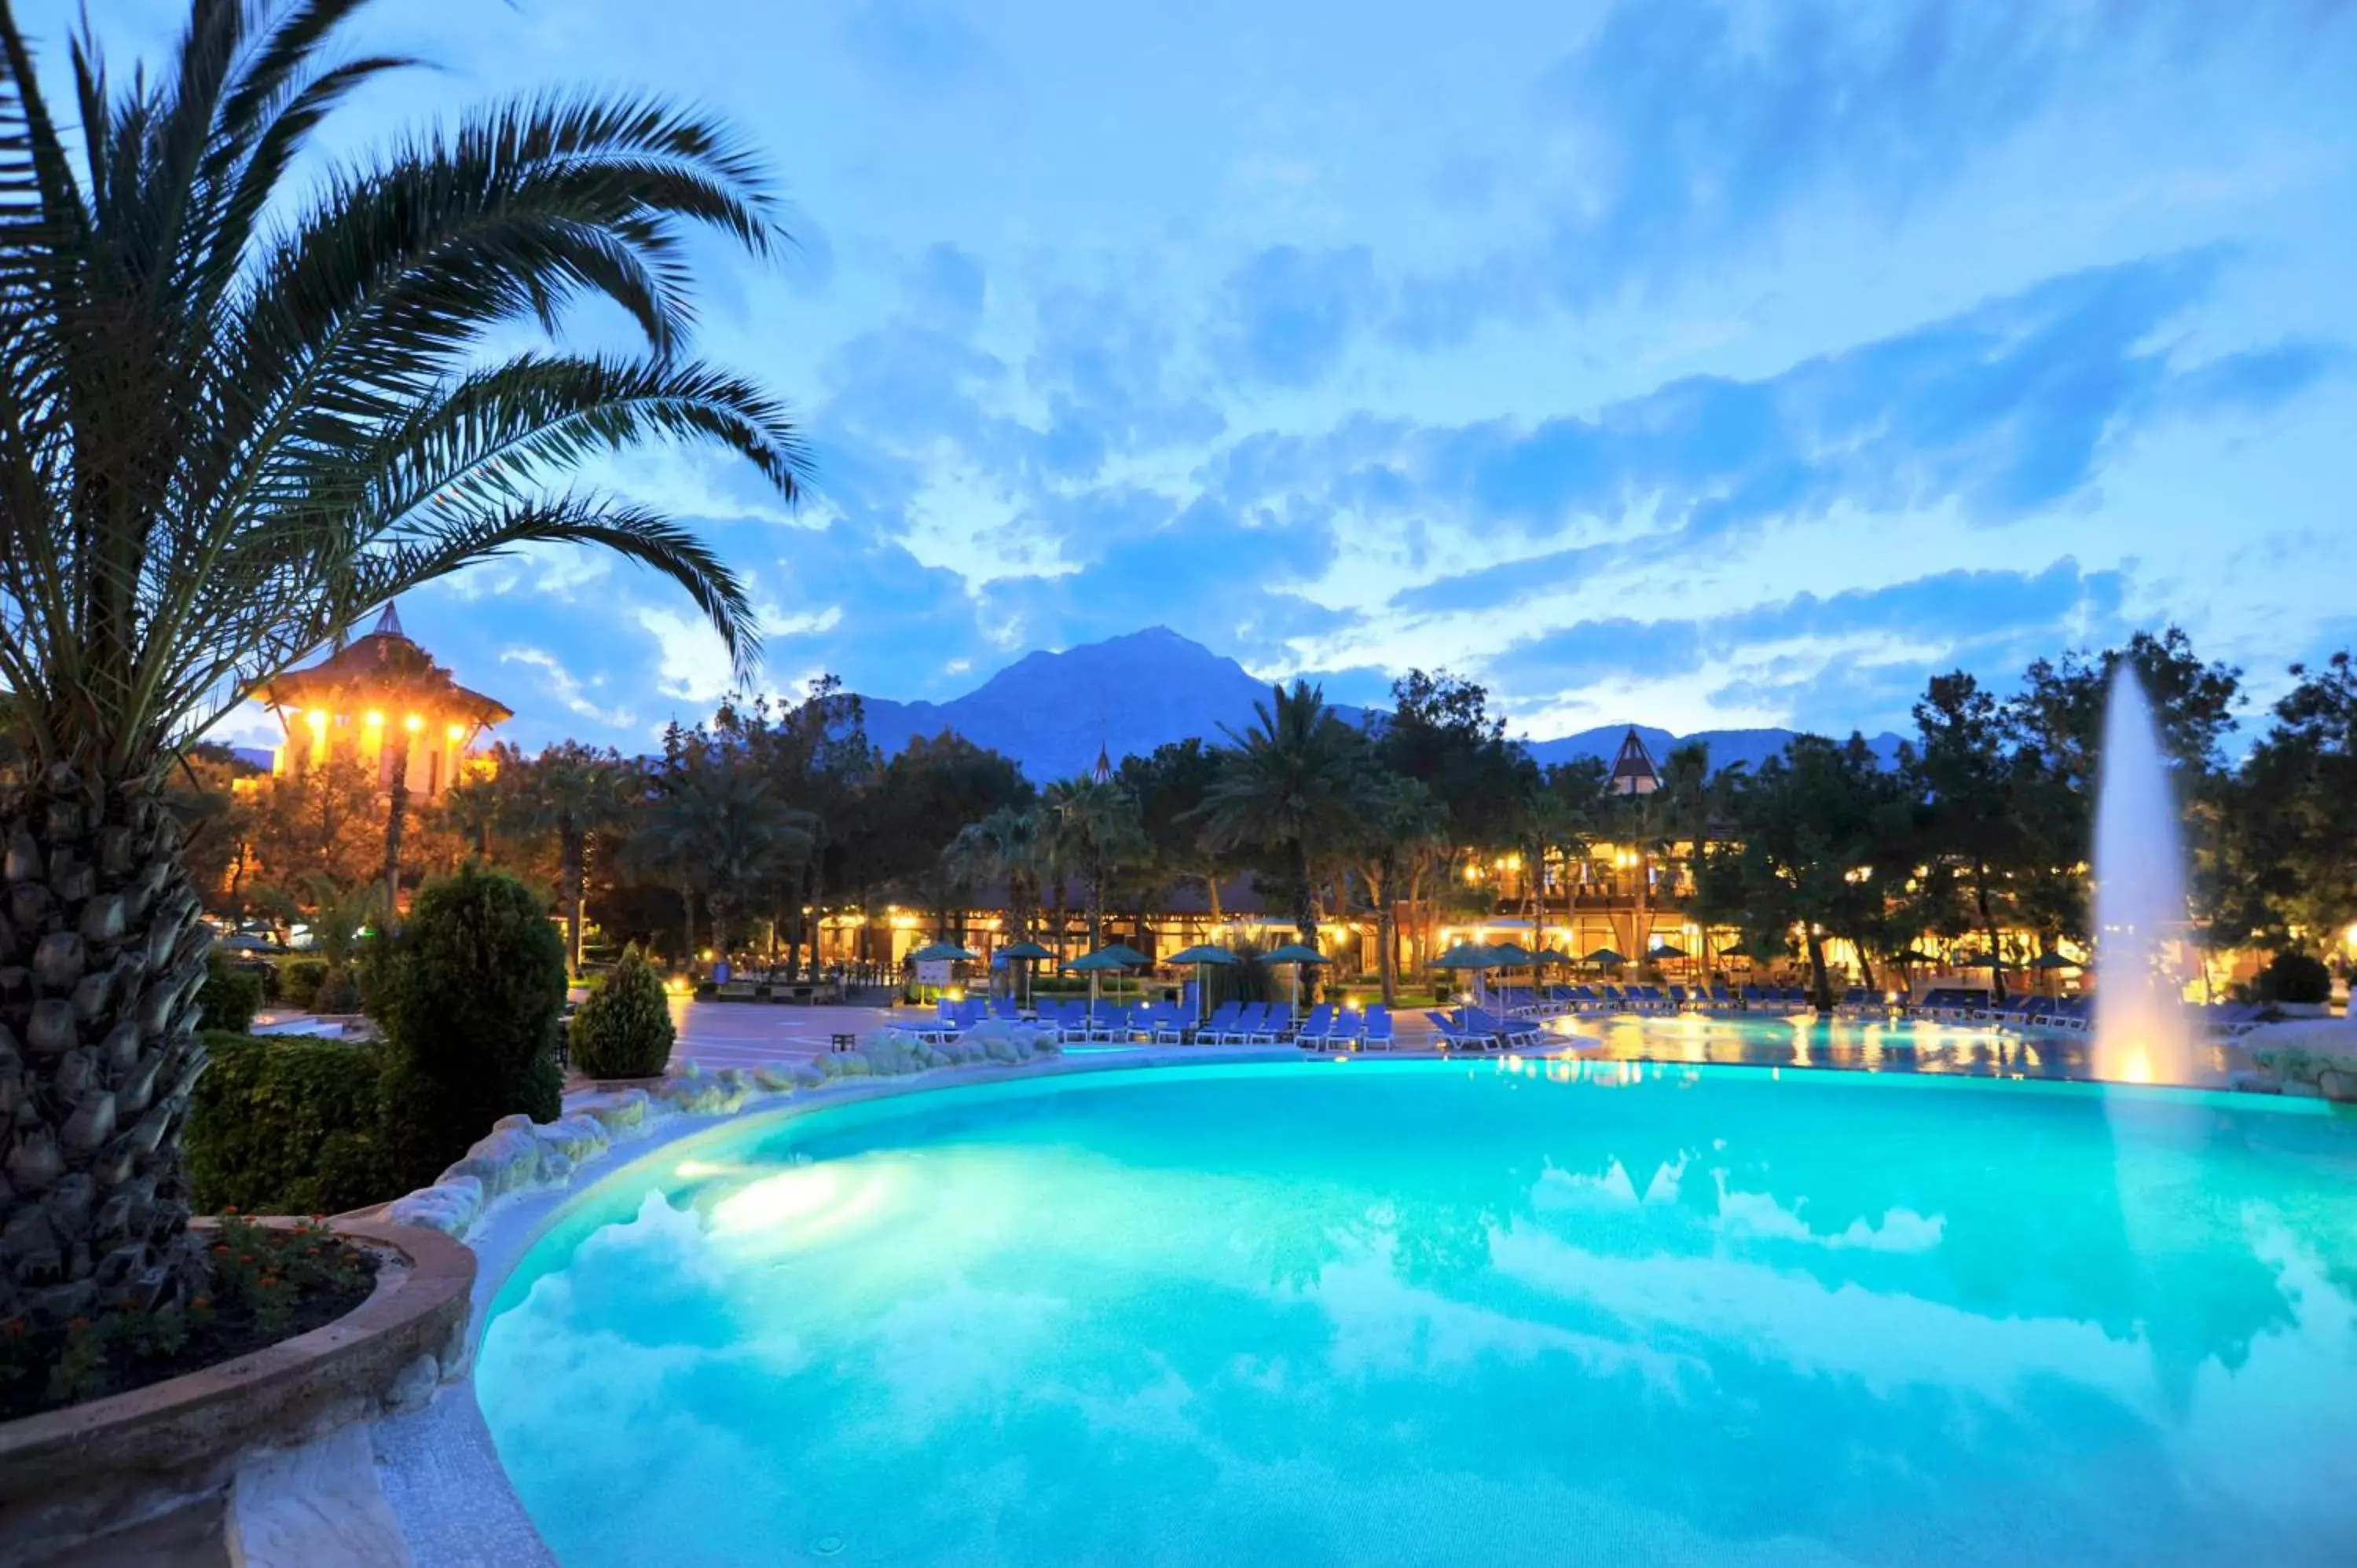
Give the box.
[1609,727,1660,794]
[1092,742,1113,784]
[250,601,511,725]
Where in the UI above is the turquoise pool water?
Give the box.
[475,1061,2357,1566]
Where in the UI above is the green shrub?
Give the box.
[278,958,330,1009]
[185,1032,398,1216]
[1203,941,1276,1009]
[569,943,676,1079]
[196,951,264,1035]
[2259,950,2333,1006]
[376,864,567,1189]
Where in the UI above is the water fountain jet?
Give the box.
[2091,665,2196,1083]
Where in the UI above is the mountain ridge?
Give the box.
[852,627,1902,782]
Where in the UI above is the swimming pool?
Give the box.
[475,1061,2357,1566]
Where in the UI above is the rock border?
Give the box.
[0,1215,473,1564]
[383,1020,1066,1243]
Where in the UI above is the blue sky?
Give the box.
[49,0,2357,752]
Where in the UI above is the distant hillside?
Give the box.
[852,627,1893,782]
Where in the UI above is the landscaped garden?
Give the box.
[2,2,2354,1565]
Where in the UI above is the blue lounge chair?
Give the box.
[1292,1003,1336,1049]
[1247,1006,1292,1045]
[1361,1004,1394,1050]
[1427,1009,1492,1050]
[1328,1008,1369,1050]
[1464,1005,1541,1049]
[1219,1002,1266,1044]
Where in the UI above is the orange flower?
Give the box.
[67,1316,90,1332]
[190,1297,211,1312]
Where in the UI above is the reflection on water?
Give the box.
[478,1064,2357,1568]
[1563,1011,2251,1086]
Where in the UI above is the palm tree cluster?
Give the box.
[913,624,2354,1014]
[0,0,797,1333]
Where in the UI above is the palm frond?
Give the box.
[0,2,801,780]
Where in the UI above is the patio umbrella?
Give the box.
[904,940,980,1004]
[996,939,1055,1009]
[1432,943,1497,969]
[1486,941,1534,966]
[1261,942,1329,1020]
[1065,946,1146,1027]
[1717,939,1761,962]
[2027,952,2080,970]
[1895,948,1940,965]
[906,940,980,964]
[1645,941,1688,961]
[1582,946,1628,968]
[1167,943,1238,1023]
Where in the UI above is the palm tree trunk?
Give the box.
[559,826,587,974]
[1805,929,1835,1012]
[1974,860,2007,999]
[1292,840,1318,947]
[1633,845,1651,962]
[382,732,412,917]
[1204,871,1222,923]
[0,773,213,1332]
[677,882,698,965]
[1376,868,1398,1006]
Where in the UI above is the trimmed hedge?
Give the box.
[185,1031,399,1216]
[570,943,676,1079]
[196,951,264,1035]
[278,957,330,1010]
[376,864,567,1191]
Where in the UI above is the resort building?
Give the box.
[249,603,509,800]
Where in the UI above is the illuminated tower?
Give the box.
[250,603,511,800]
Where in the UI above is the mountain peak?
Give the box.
[852,626,1900,782]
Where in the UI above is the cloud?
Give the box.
[1485,559,2131,721]
[1389,0,2357,342]
[1209,244,1381,388]
[840,0,998,97]
[500,646,639,730]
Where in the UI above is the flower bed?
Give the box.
[1,1215,376,1423]
[0,1218,472,1563]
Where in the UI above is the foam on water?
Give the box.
[475,1064,2357,1568]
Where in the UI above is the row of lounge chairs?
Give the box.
[1912,990,2262,1038]
[1486,983,1820,1019]
[911,996,1397,1049]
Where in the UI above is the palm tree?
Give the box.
[634,757,811,958]
[1655,742,1732,983]
[1198,681,1366,947]
[0,0,801,1328]
[509,744,640,973]
[1352,773,1447,1006]
[942,804,1042,939]
[1044,775,1149,947]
